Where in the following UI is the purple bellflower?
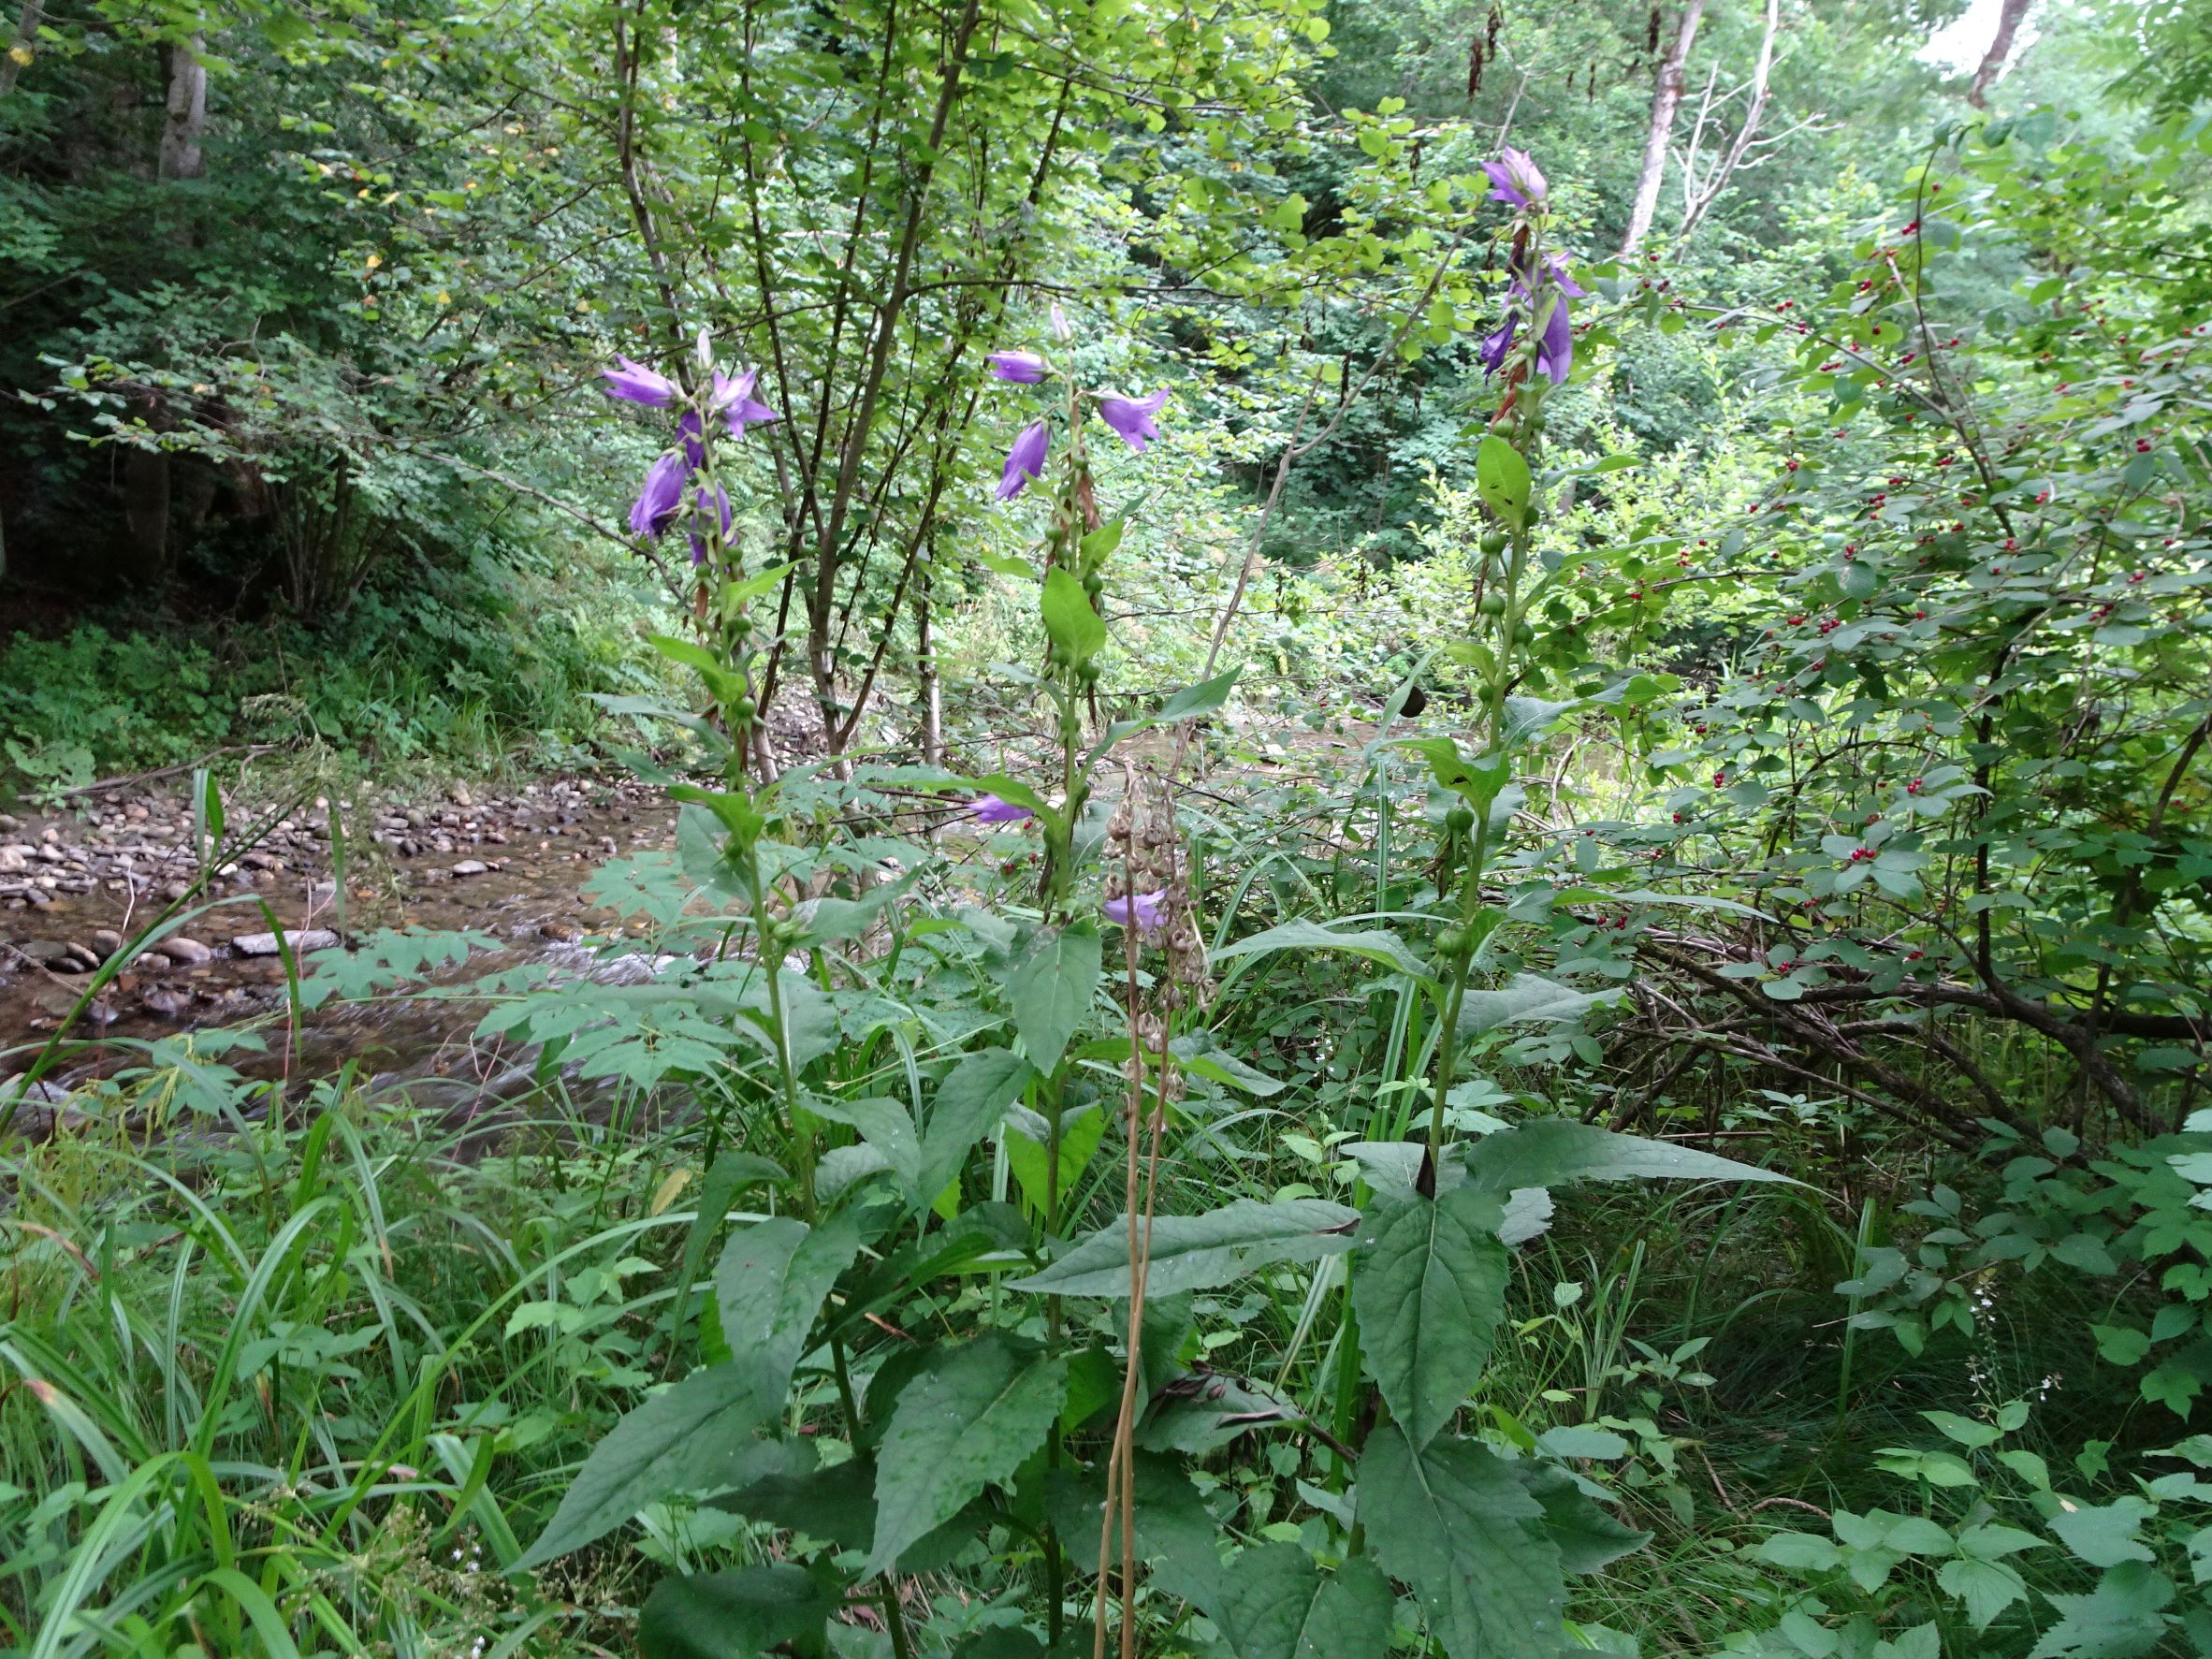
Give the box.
[628,451,688,537]
[695,483,732,537]
[679,411,706,470]
[1097,389,1168,453]
[711,368,780,437]
[604,355,678,407]
[998,420,1050,500]
[1104,890,1168,934]
[1481,147,1549,211]
[988,350,1049,384]
[1480,251,1586,386]
[970,793,1032,824]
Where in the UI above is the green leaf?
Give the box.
[1758,1532,1843,1572]
[1476,434,1532,530]
[1044,1451,1223,1610]
[1041,567,1106,664]
[1458,975,1622,1039]
[713,1210,869,1411]
[1013,1199,1360,1298]
[1213,918,1433,982]
[637,1564,835,1659]
[1156,667,1241,722]
[2029,1562,2173,1658]
[1353,1184,1509,1447]
[2051,1497,2156,1568]
[807,1096,922,1201]
[1211,1545,1392,1659]
[1939,1556,2028,1630]
[921,1047,1036,1204]
[1006,1102,1107,1218]
[517,1365,765,1566]
[1514,1463,1650,1573]
[866,1332,1066,1575]
[1460,1120,1799,1193]
[1360,1424,1564,1659]
[1004,924,1101,1072]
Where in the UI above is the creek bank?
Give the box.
[0,776,678,1064]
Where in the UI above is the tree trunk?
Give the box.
[158,36,207,182]
[121,36,209,586]
[1620,0,1708,256]
[1677,0,1779,242]
[0,0,45,96]
[916,579,941,767]
[1968,0,2033,108]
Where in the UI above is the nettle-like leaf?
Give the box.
[1353,1184,1509,1448]
[1213,918,1433,982]
[1460,1120,1800,1193]
[637,1564,835,1659]
[1043,1450,1222,1610]
[1210,1544,1392,1659]
[920,1046,1035,1204]
[517,1364,765,1567]
[1014,1198,1360,1298]
[1360,1425,1564,1659]
[1001,924,1101,1071]
[713,1210,870,1411]
[865,1332,1067,1575]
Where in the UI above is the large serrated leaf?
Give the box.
[1460,1120,1800,1194]
[866,1332,1066,1575]
[1211,1544,1392,1659]
[1354,1185,1508,1448]
[714,1210,868,1410]
[1457,973,1622,1038]
[1213,919,1433,982]
[517,1365,766,1567]
[1003,924,1101,1071]
[1515,1463,1651,1573]
[1044,1450,1223,1609]
[921,1046,1036,1202]
[1012,1199,1360,1298]
[1360,1425,1564,1659]
[637,1564,835,1659]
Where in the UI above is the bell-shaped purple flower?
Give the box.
[997,420,1049,500]
[1479,251,1584,386]
[689,532,709,568]
[970,793,1032,824]
[627,451,688,538]
[1104,890,1168,934]
[712,368,780,437]
[679,411,706,470]
[604,354,678,407]
[988,350,1049,384]
[694,483,732,537]
[1096,389,1168,454]
[1481,147,1549,211]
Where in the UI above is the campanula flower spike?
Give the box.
[998,419,1050,500]
[1097,389,1168,453]
[970,793,1033,824]
[988,350,1050,385]
[1480,146,1548,210]
[628,451,687,537]
[604,355,678,407]
[601,339,783,776]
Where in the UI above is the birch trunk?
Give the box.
[1620,0,1708,256]
[1968,0,2033,108]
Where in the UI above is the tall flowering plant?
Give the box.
[1410,148,1592,1156]
[603,331,781,775]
